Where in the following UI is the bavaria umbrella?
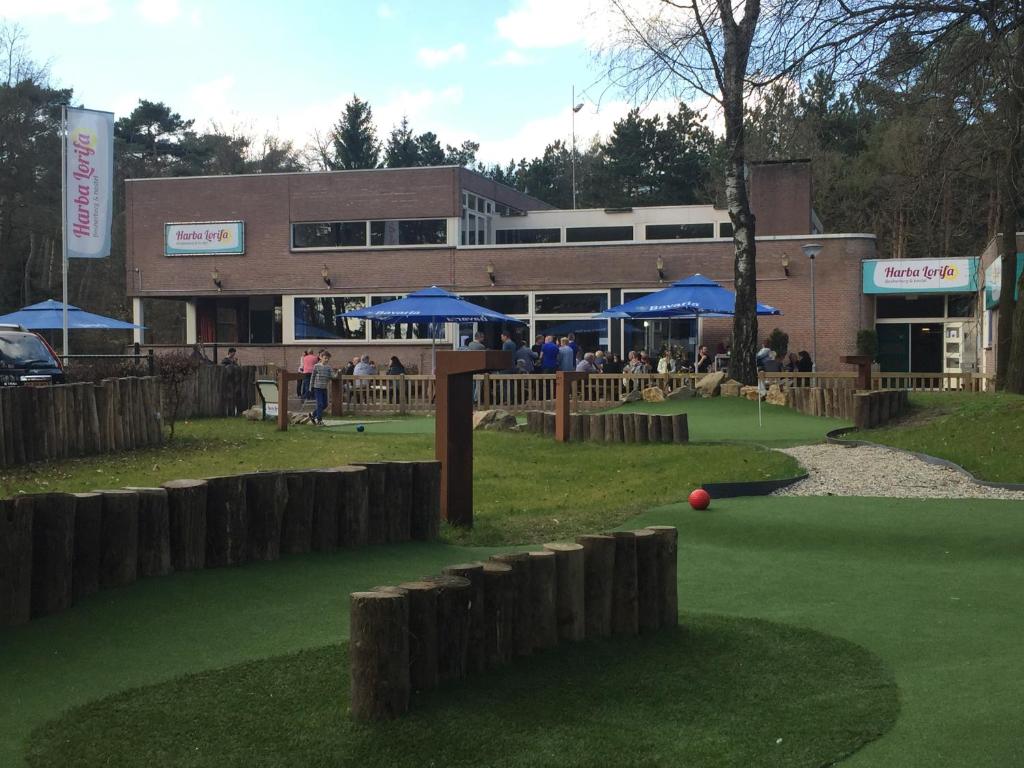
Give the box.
[594,274,782,319]
[338,286,526,367]
[0,299,144,330]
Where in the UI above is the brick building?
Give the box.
[126,160,876,372]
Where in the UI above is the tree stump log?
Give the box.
[632,529,660,633]
[542,542,585,642]
[394,580,439,692]
[622,412,636,443]
[570,413,587,442]
[353,462,389,545]
[490,552,532,657]
[71,492,103,600]
[441,562,486,673]
[589,413,606,443]
[528,550,559,652]
[386,462,414,543]
[26,494,75,617]
[671,413,689,443]
[336,465,369,548]
[311,469,341,552]
[658,414,674,443]
[349,591,409,721]
[481,561,514,668]
[609,531,639,637]
[432,574,472,682]
[576,534,615,638]
[162,479,208,571]
[97,489,140,590]
[130,487,171,578]
[205,475,249,567]
[246,472,287,561]
[647,414,661,443]
[0,498,34,627]
[281,471,316,555]
[633,413,649,443]
[526,410,540,433]
[410,461,441,542]
[646,525,679,628]
[542,411,556,437]
[607,412,624,443]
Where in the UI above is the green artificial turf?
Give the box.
[609,395,849,446]
[0,418,799,546]
[852,392,1024,482]
[4,495,1023,767]
[24,616,897,768]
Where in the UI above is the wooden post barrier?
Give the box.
[542,542,585,642]
[0,497,33,627]
[97,489,139,590]
[853,392,869,430]
[658,414,674,443]
[672,414,689,443]
[205,475,249,567]
[386,462,414,543]
[610,531,639,637]
[577,533,615,638]
[433,574,473,682]
[607,412,624,443]
[528,550,559,652]
[647,414,661,443]
[349,590,410,721]
[410,461,441,542]
[311,469,341,551]
[589,413,606,442]
[25,494,75,617]
[633,413,649,443]
[569,412,587,442]
[393,581,439,693]
[246,472,287,561]
[632,529,660,633]
[481,561,514,668]
[162,479,208,571]
[353,462,388,545]
[622,412,636,443]
[336,465,370,548]
[131,487,172,579]
[281,471,316,555]
[491,552,533,658]
[646,526,679,628]
[71,492,103,601]
[554,371,588,443]
[542,411,556,437]
[442,562,487,673]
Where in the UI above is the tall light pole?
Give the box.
[571,86,584,210]
[802,243,823,372]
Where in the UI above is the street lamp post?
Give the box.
[802,243,823,372]
[571,86,584,210]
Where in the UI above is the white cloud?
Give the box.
[495,0,664,50]
[377,3,395,19]
[189,8,202,26]
[186,75,239,129]
[416,43,467,68]
[0,0,112,24]
[490,49,531,67]
[135,0,180,24]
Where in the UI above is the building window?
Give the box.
[293,297,367,340]
[369,219,447,246]
[719,222,733,238]
[565,226,633,243]
[293,219,446,249]
[495,228,561,245]
[535,292,608,314]
[292,221,368,249]
[876,295,946,319]
[984,309,993,348]
[369,295,436,340]
[462,192,494,246]
[645,223,715,240]
[947,295,975,317]
[461,293,530,315]
[535,319,609,354]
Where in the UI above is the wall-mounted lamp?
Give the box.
[656,255,666,283]
[781,253,790,276]
[211,267,222,291]
[273,305,282,324]
[486,262,496,286]
[321,264,332,288]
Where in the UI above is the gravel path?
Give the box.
[773,444,1024,500]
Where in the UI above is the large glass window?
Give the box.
[719,222,733,238]
[565,226,633,243]
[645,223,715,240]
[293,219,445,249]
[535,319,609,355]
[369,295,435,340]
[947,295,975,317]
[535,293,608,314]
[294,297,367,340]
[292,221,368,249]
[876,295,946,318]
[495,228,561,245]
[461,293,530,315]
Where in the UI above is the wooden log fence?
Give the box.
[777,385,908,429]
[522,409,688,444]
[351,524,680,721]
[0,460,443,629]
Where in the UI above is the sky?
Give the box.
[0,0,710,164]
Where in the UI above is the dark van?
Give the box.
[0,325,65,386]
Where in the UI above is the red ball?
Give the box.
[688,488,711,510]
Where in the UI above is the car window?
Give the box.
[0,334,58,367]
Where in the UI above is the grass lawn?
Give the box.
[852,392,1024,483]
[0,417,799,546]
[609,395,850,446]
[3,495,1022,766]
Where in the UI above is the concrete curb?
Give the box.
[824,427,1024,492]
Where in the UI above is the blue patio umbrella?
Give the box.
[0,299,143,330]
[338,286,526,366]
[594,274,782,319]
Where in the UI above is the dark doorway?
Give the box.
[876,324,909,372]
[910,323,942,373]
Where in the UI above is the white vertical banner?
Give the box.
[64,107,114,259]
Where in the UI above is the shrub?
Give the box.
[156,353,198,439]
[856,329,879,360]
[767,328,789,358]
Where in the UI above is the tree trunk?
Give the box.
[542,542,585,642]
[577,533,616,638]
[0,497,33,627]
[996,193,1018,389]
[442,562,487,673]
[394,580,439,692]
[349,591,409,721]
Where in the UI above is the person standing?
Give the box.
[540,335,559,374]
[797,350,814,373]
[567,333,579,363]
[557,337,575,372]
[695,345,712,373]
[531,334,545,371]
[657,349,676,374]
[500,331,517,372]
[220,347,239,366]
[300,348,319,402]
[467,331,486,351]
[309,350,333,425]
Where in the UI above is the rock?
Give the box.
[740,385,761,401]
[667,386,695,401]
[720,379,743,397]
[641,386,666,402]
[620,389,643,403]
[766,384,786,406]
[243,406,263,421]
[473,409,519,431]
[695,371,726,397]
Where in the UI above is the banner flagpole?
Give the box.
[61,104,69,361]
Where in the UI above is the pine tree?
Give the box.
[415,132,446,165]
[383,116,420,168]
[331,95,380,169]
